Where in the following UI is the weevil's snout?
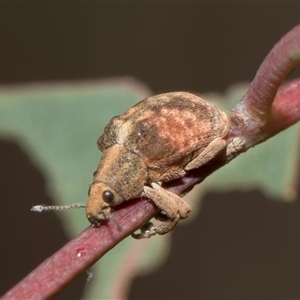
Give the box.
[86,182,124,226]
[86,214,105,226]
[86,213,108,227]
[86,205,110,226]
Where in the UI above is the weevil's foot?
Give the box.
[131,222,156,239]
[131,215,181,239]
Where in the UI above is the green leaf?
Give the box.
[0,79,151,235]
[1,80,298,299]
[0,78,171,299]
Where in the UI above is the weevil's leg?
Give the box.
[131,183,190,239]
[185,137,226,171]
[131,222,156,239]
[143,183,191,219]
[132,217,182,239]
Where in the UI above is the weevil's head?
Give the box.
[86,181,125,226]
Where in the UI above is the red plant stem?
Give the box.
[230,23,300,145]
[269,78,300,135]
[236,23,300,120]
[2,25,300,300]
[1,199,158,300]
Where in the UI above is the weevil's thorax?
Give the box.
[93,143,148,200]
[86,144,148,226]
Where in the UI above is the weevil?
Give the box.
[86,92,229,238]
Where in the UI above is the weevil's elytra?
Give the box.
[86,92,229,238]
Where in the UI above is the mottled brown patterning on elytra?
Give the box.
[86,92,229,238]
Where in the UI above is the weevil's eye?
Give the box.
[102,190,115,204]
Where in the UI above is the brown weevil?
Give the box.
[86,92,229,238]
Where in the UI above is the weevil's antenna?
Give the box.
[31,203,123,232]
[31,203,85,212]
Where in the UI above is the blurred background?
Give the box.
[1,3,300,299]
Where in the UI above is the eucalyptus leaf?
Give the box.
[0,80,299,300]
[0,78,170,299]
[0,78,151,234]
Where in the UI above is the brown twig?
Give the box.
[229,24,300,147]
[2,198,158,300]
[2,24,300,300]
